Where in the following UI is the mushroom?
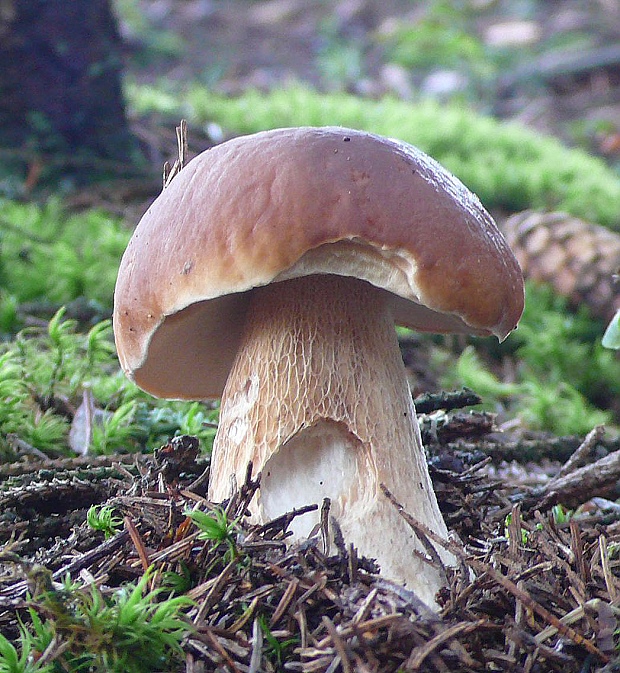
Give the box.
[113,126,524,607]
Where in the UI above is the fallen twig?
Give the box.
[553,425,606,480]
[531,448,620,510]
[413,387,482,414]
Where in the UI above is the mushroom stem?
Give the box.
[209,273,453,605]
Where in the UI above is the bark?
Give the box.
[0,0,141,180]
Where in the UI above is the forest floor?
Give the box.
[1,1,620,671]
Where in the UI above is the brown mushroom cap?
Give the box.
[113,126,524,399]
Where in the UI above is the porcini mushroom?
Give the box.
[113,127,524,607]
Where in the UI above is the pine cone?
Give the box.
[501,210,620,322]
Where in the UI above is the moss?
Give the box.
[0,311,217,458]
[441,283,620,435]
[0,199,130,334]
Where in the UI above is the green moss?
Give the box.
[0,199,131,334]
[0,310,217,458]
[128,83,620,228]
[441,283,620,435]
[10,570,192,673]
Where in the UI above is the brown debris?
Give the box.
[1,407,620,671]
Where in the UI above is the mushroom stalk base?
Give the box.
[209,274,453,607]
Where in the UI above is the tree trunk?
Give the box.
[0,0,141,183]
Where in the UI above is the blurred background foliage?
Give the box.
[1,0,619,458]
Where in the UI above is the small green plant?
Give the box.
[551,504,572,525]
[188,507,240,562]
[503,512,529,546]
[161,563,193,595]
[17,570,193,673]
[86,505,123,539]
[0,630,52,673]
[257,614,299,669]
[607,542,620,559]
